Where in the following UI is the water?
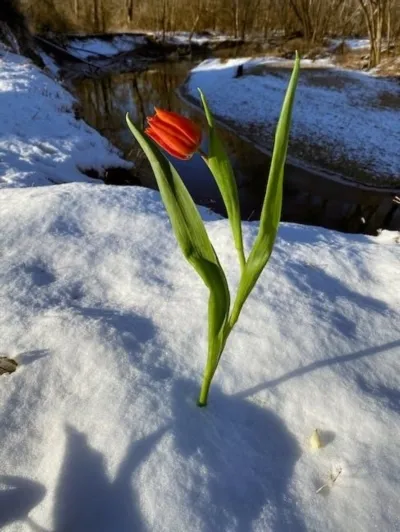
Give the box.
[72,61,399,234]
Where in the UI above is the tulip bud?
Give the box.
[145,108,202,160]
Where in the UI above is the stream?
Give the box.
[71,60,399,234]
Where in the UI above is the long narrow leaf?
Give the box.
[229,54,300,327]
[126,113,230,366]
[198,89,246,272]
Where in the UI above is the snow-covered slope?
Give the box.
[330,38,370,51]
[150,31,239,46]
[0,44,399,532]
[0,183,399,532]
[186,58,400,185]
[66,35,148,60]
[0,51,131,188]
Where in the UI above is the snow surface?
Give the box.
[38,51,60,77]
[330,38,370,51]
[66,35,148,60]
[186,58,400,184]
[1,42,399,532]
[0,183,399,532]
[151,31,238,46]
[0,52,131,187]
[65,32,235,59]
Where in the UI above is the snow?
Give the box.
[330,38,370,51]
[185,57,400,185]
[66,35,148,60]
[38,51,60,77]
[0,52,131,188]
[0,182,399,532]
[1,45,400,532]
[150,31,238,46]
[65,32,235,59]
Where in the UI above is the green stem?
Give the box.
[197,371,214,407]
[238,247,246,274]
[197,322,235,406]
[200,155,246,275]
[197,264,247,407]
[228,301,241,331]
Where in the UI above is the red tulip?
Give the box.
[145,108,202,160]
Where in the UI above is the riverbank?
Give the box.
[36,33,400,194]
[66,57,399,233]
[183,57,400,188]
[36,31,243,79]
[0,49,131,187]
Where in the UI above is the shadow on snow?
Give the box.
[53,425,167,532]
[170,378,306,532]
[234,339,400,400]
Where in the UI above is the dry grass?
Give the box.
[334,49,400,79]
[374,55,400,78]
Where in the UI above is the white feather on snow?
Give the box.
[187,58,400,184]
[0,52,131,188]
[0,183,399,532]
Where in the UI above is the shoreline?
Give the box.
[178,85,400,197]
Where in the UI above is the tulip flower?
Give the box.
[145,108,202,160]
[126,54,300,407]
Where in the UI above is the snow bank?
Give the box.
[0,183,399,531]
[330,38,370,51]
[0,51,131,188]
[66,34,148,60]
[150,31,238,46]
[186,58,400,185]
[65,32,235,59]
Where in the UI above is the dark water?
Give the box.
[72,62,399,234]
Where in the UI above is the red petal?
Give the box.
[146,128,191,160]
[154,108,202,145]
[149,117,196,151]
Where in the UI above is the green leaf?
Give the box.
[198,89,246,272]
[229,54,300,328]
[126,113,230,374]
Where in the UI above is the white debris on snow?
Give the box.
[0,51,131,188]
[0,183,399,532]
[186,57,400,184]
